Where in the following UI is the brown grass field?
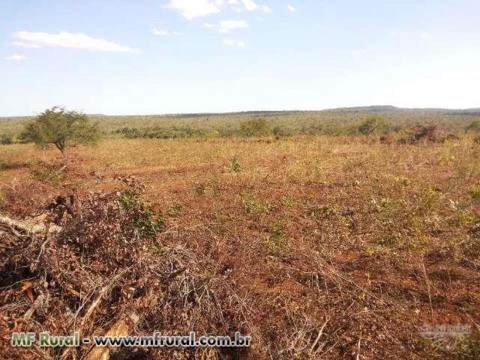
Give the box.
[1,136,479,359]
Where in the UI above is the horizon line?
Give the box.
[1,105,480,118]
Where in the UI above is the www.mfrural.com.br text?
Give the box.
[11,331,252,348]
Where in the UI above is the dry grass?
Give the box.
[1,136,479,359]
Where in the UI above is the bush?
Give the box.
[239,118,271,137]
[397,125,448,144]
[465,119,480,133]
[265,221,288,255]
[114,126,208,139]
[358,116,389,135]
[227,157,242,173]
[119,189,164,238]
[272,126,283,138]
[471,184,480,201]
[0,134,13,145]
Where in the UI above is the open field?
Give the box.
[2,0,479,357]
[1,134,479,359]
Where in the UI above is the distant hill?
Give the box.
[326,105,400,113]
[1,106,480,120]
[324,105,480,114]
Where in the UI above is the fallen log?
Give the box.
[0,214,62,236]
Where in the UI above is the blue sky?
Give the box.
[1,0,479,116]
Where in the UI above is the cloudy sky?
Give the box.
[1,0,479,116]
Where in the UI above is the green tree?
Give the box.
[20,106,100,153]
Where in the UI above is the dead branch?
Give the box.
[83,312,139,360]
[309,317,329,355]
[0,214,61,236]
[79,268,130,332]
[23,293,48,320]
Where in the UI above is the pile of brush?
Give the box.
[0,177,245,360]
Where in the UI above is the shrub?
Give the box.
[114,126,207,139]
[0,134,13,145]
[239,118,271,137]
[116,127,142,139]
[272,126,292,138]
[119,189,164,238]
[398,125,444,144]
[471,184,480,201]
[265,221,288,255]
[465,119,480,133]
[240,193,269,215]
[227,157,242,173]
[358,116,389,135]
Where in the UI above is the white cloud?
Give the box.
[241,0,258,11]
[351,49,367,56]
[13,31,141,53]
[287,4,295,12]
[223,38,245,47]
[165,0,271,19]
[12,41,41,48]
[205,19,248,33]
[421,32,432,40]
[153,27,169,36]
[240,1,272,13]
[5,54,26,61]
[166,0,220,19]
[261,5,271,13]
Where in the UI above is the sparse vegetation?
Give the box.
[2,107,479,142]
[1,109,479,359]
[30,160,67,184]
[265,221,288,255]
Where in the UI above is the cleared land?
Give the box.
[0,111,480,359]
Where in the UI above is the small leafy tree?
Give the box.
[20,106,100,153]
